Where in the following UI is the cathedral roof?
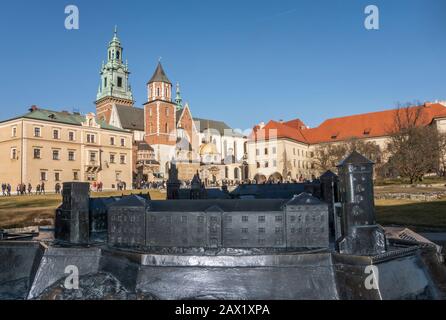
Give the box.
[194,118,244,137]
[115,105,144,131]
[147,62,171,84]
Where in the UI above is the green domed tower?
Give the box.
[95,26,134,122]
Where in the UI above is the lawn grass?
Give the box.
[375,198,446,230]
[0,190,166,229]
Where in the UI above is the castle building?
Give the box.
[96,29,248,185]
[248,102,446,182]
[0,107,133,191]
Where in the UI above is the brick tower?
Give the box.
[95,27,134,123]
[144,62,178,177]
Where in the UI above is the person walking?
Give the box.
[27,183,32,195]
[6,184,11,196]
[41,182,45,195]
[1,183,5,196]
[36,184,40,195]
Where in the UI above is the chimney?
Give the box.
[29,105,38,112]
[259,121,265,129]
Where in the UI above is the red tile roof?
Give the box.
[250,103,446,145]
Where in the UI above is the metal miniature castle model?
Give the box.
[1,152,446,300]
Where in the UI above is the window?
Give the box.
[34,127,41,137]
[256,162,260,169]
[273,160,277,167]
[166,107,169,116]
[73,171,79,181]
[264,148,268,155]
[104,77,107,88]
[258,216,265,223]
[53,129,60,140]
[120,138,125,147]
[52,150,60,160]
[149,108,152,117]
[33,148,41,159]
[11,126,17,137]
[87,134,96,144]
[11,148,17,160]
[256,149,259,156]
[120,154,126,164]
[157,88,160,96]
[90,152,97,162]
[68,131,75,141]
[264,161,269,168]
[275,215,283,222]
[181,216,187,223]
[258,228,265,234]
[242,216,249,222]
[241,228,248,234]
[54,172,60,181]
[115,172,121,181]
[110,137,115,145]
[68,151,75,161]
[275,227,282,234]
[293,148,296,155]
[40,171,47,181]
[117,77,122,88]
[110,154,115,163]
[272,147,276,154]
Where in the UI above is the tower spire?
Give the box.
[175,82,183,110]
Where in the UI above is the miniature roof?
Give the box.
[337,151,374,166]
[147,62,171,84]
[320,170,338,179]
[147,199,288,212]
[110,195,147,207]
[285,192,324,206]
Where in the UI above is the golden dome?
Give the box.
[199,143,219,156]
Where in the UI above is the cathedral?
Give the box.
[95,28,248,185]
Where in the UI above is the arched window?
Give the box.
[225,166,229,179]
[165,123,168,133]
[116,51,120,60]
[157,88,160,96]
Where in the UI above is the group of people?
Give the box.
[1,182,47,196]
[135,180,166,190]
[91,181,104,192]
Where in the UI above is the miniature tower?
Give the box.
[166,161,181,200]
[55,182,90,244]
[319,170,339,243]
[336,151,386,256]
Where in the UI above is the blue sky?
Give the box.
[0,0,446,130]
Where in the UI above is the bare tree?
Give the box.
[386,103,441,184]
[313,139,381,173]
